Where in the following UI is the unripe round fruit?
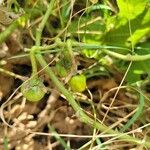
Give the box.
[21,78,46,102]
[69,74,86,92]
[56,62,68,77]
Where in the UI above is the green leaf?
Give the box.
[127,62,145,83]
[117,0,148,19]
[68,16,105,35]
[127,8,150,45]
[127,27,150,46]
[102,8,150,47]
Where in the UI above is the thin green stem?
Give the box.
[102,49,150,61]
[0,20,20,44]
[72,42,130,51]
[120,94,145,132]
[4,136,9,150]
[36,0,55,46]
[25,43,57,52]
[48,124,71,150]
[31,0,55,76]
[28,42,150,62]
[66,39,76,72]
[30,47,38,76]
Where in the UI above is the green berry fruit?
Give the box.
[21,78,47,102]
[56,62,68,77]
[69,74,86,92]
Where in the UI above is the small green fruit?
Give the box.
[69,74,86,92]
[21,78,46,102]
[56,62,68,77]
[55,55,72,78]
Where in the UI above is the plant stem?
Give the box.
[102,49,150,61]
[0,20,20,44]
[4,136,9,150]
[72,42,130,51]
[72,42,150,61]
[28,42,150,61]
[31,0,55,76]
[30,0,55,77]
[48,124,71,150]
[30,47,38,77]
[25,43,57,52]
[120,94,145,132]
[36,0,55,46]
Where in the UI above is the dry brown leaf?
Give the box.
[0,6,20,25]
